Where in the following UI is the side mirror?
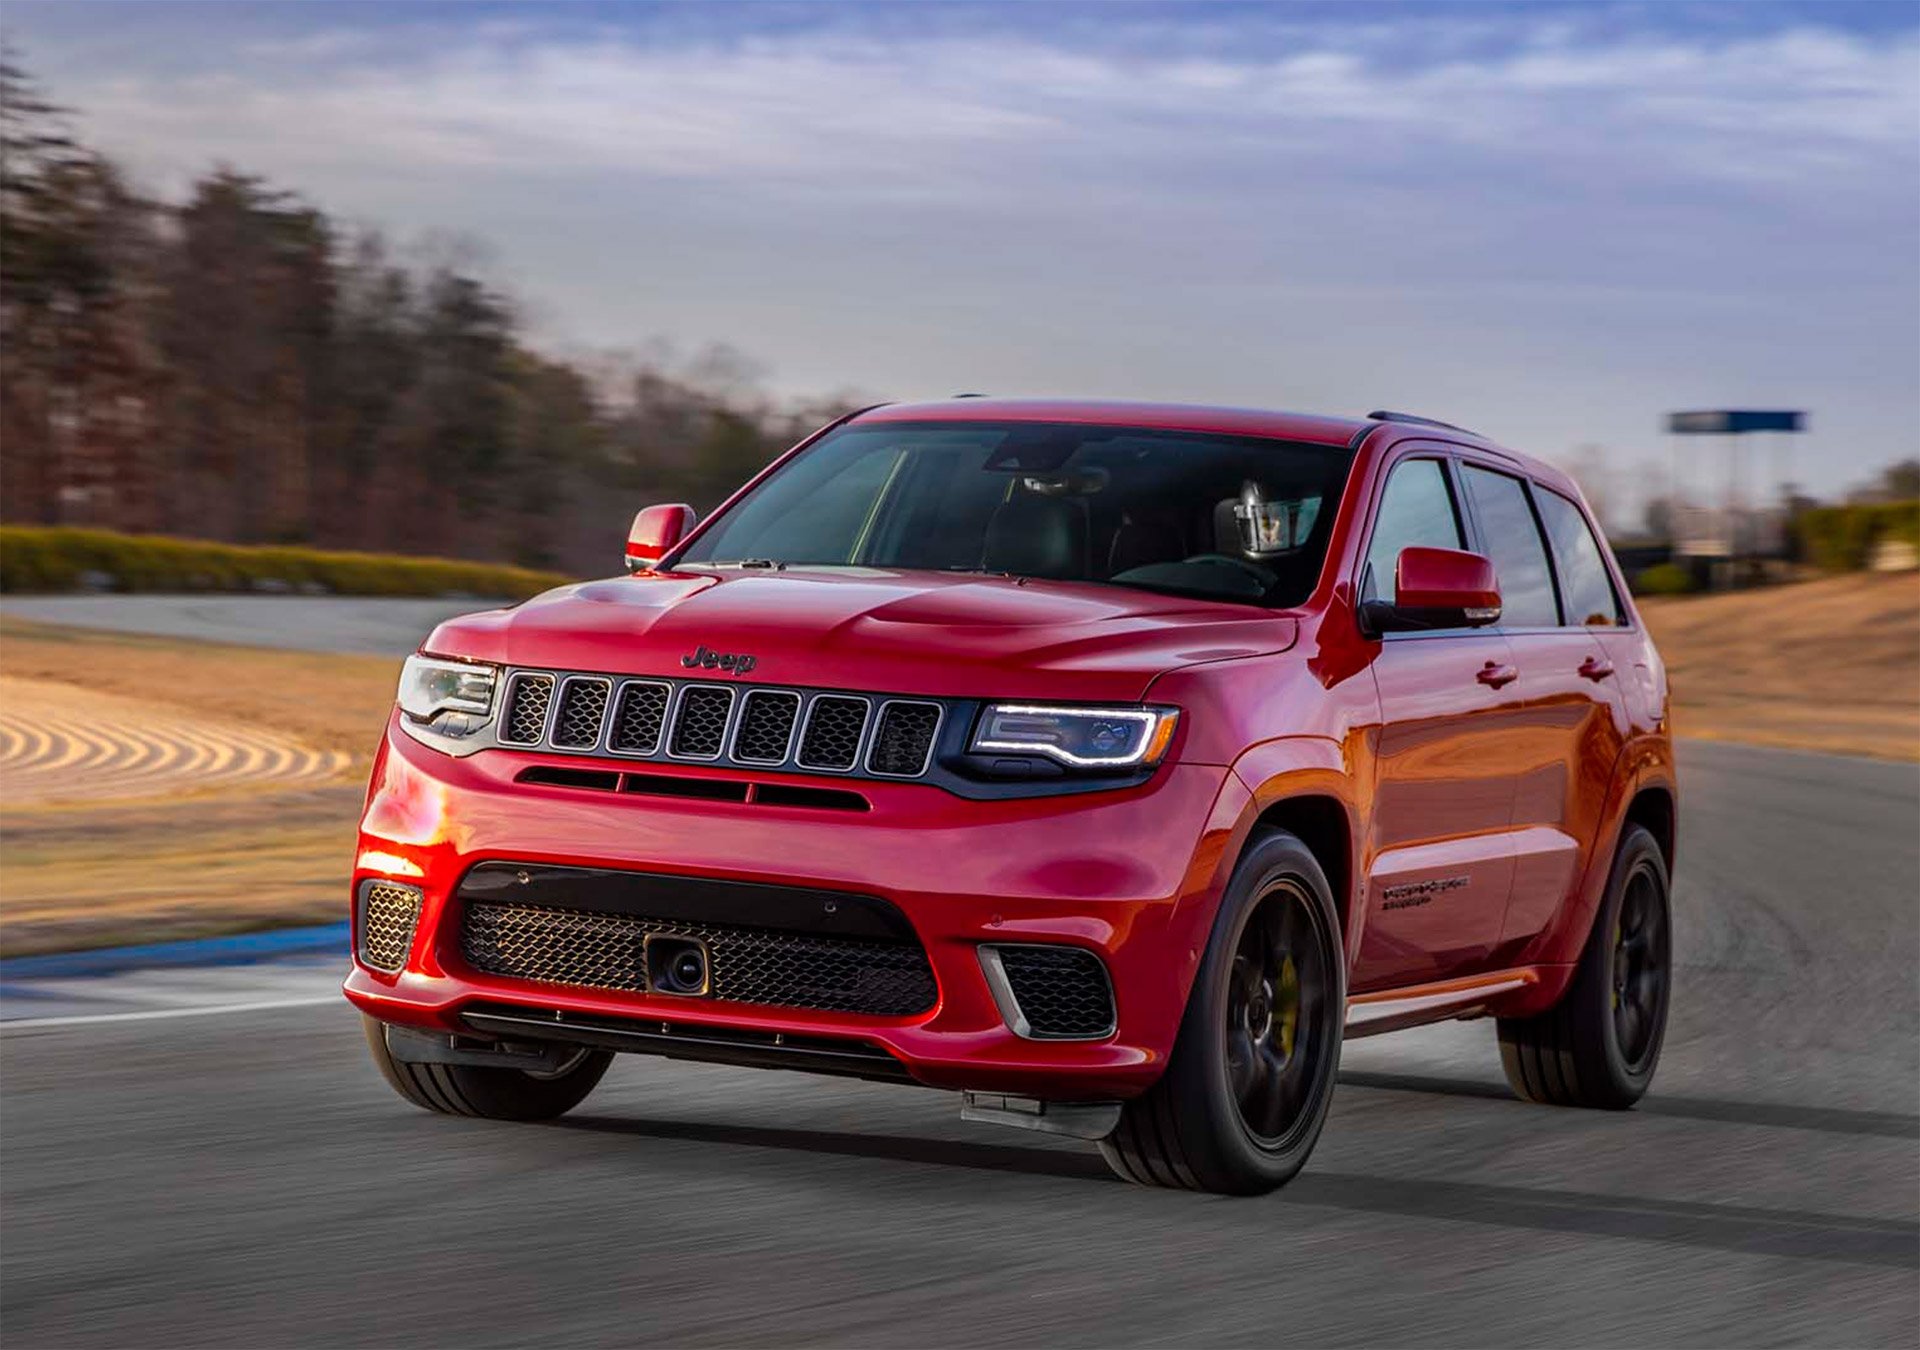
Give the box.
[625,504,696,573]
[1360,546,1501,635]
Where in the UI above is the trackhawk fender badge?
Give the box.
[682,644,757,676]
[1379,877,1468,911]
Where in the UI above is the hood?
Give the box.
[425,567,1297,702]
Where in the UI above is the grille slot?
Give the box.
[668,685,735,759]
[500,673,554,746]
[494,667,940,779]
[609,681,671,755]
[733,690,801,764]
[358,881,422,973]
[460,901,937,1016]
[867,700,941,777]
[798,696,869,771]
[985,944,1115,1039]
[552,677,611,749]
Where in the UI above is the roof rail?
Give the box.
[1365,409,1481,437]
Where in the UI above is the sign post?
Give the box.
[1664,410,1807,583]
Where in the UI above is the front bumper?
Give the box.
[343,714,1248,1099]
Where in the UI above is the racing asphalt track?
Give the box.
[0,599,1916,1347]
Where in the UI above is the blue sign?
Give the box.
[1667,410,1806,435]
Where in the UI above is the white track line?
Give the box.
[0,995,342,1031]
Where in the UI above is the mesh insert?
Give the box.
[502,674,553,745]
[799,696,867,770]
[359,882,421,973]
[552,678,610,749]
[734,690,800,764]
[996,945,1115,1038]
[670,686,734,758]
[460,901,936,1016]
[610,681,670,754]
[868,701,940,776]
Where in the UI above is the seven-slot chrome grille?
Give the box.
[497,668,943,780]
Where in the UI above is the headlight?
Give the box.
[396,654,497,725]
[969,704,1179,769]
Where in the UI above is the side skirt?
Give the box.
[1343,968,1540,1039]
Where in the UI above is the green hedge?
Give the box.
[0,527,570,600]
[1795,501,1920,572]
[1632,561,1697,597]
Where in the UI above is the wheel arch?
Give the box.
[1227,736,1367,969]
[1622,783,1677,874]
[1252,794,1355,945]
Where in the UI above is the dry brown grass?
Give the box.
[0,616,399,767]
[1639,571,1920,761]
[0,619,398,954]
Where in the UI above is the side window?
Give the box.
[1458,465,1560,628]
[1537,489,1624,627]
[1362,458,1463,602]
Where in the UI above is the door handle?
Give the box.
[1477,661,1519,689]
[1578,656,1615,682]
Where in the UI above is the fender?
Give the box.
[1489,731,1677,1017]
[1225,735,1370,971]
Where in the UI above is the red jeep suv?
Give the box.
[346,400,1676,1194]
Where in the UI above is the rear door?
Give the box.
[1356,452,1523,991]
[1455,465,1631,948]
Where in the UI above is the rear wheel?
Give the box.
[1100,830,1345,1194]
[363,1016,612,1121]
[1498,824,1671,1108]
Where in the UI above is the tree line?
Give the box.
[0,55,861,573]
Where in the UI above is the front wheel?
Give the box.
[363,1016,613,1121]
[1100,830,1345,1194]
[1498,823,1672,1108]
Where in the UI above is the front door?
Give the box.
[1354,454,1525,991]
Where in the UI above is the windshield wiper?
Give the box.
[689,558,785,570]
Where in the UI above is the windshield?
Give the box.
[676,420,1356,608]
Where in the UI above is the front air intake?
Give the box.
[358,880,423,973]
[980,944,1116,1040]
[460,901,937,1017]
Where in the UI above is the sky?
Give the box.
[10,0,1918,522]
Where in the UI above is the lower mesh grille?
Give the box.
[359,881,422,973]
[460,901,937,1017]
[992,945,1115,1038]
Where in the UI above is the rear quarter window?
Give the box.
[1459,464,1560,628]
[1536,489,1625,627]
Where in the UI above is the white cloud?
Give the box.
[61,20,1919,198]
[19,7,1919,498]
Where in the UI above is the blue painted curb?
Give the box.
[0,923,349,980]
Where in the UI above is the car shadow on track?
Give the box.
[1338,1070,1920,1140]
[1288,1172,1919,1271]
[555,1110,1918,1270]
[556,1113,1119,1181]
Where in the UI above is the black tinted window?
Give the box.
[1460,465,1560,627]
[1537,489,1623,627]
[679,421,1356,608]
[1362,458,1462,602]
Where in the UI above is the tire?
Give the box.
[1498,823,1671,1109]
[362,1016,613,1121]
[1100,829,1345,1195]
